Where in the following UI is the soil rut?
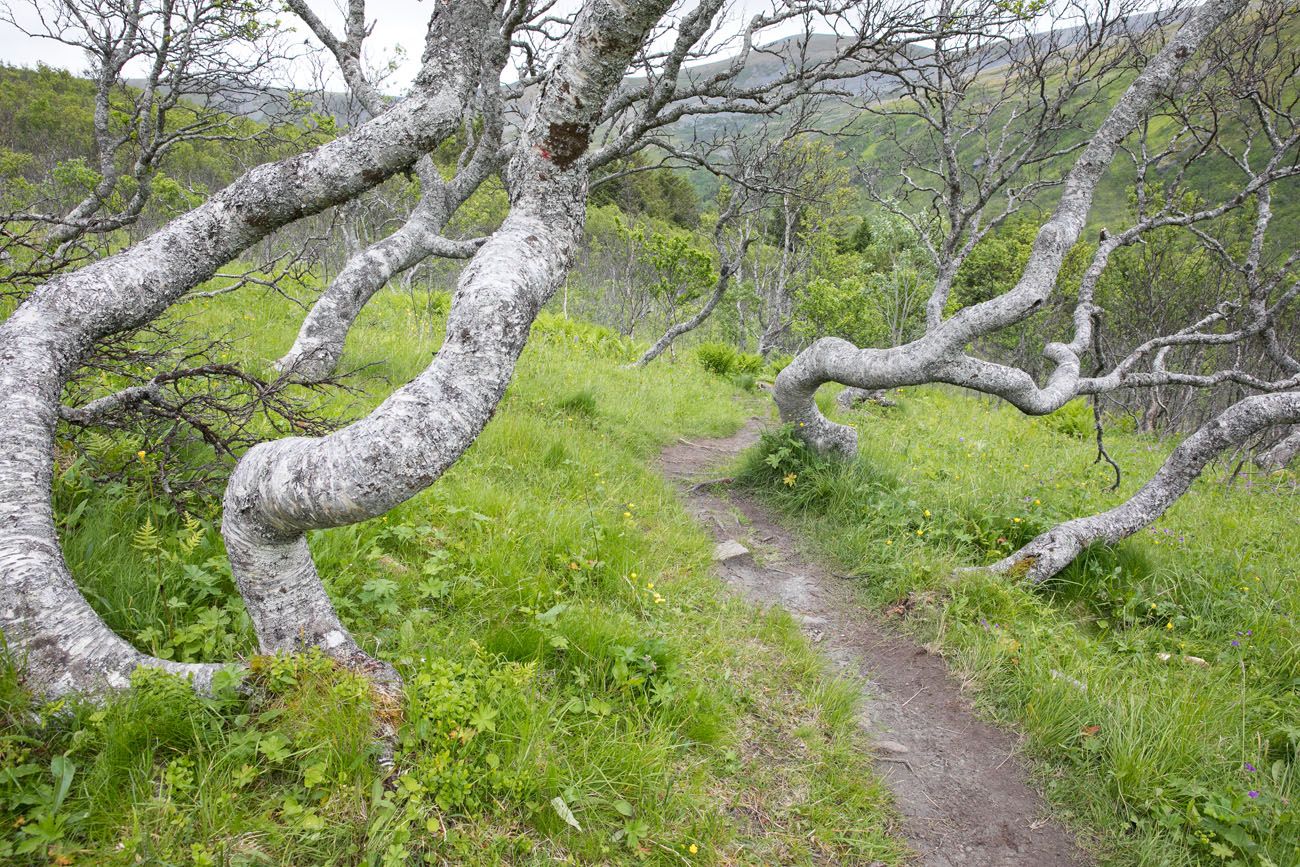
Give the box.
[661,418,1091,867]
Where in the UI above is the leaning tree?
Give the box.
[0,0,937,698]
[774,0,1300,583]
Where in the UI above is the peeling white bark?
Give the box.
[992,392,1300,583]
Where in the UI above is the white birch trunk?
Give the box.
[0,3,492,696]
[772,0,1242,457]
[219,0,675,683]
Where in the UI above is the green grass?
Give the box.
[737,387,1300,867]
[0,286,905,865]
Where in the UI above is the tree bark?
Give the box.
[1256,428,1300,470]
[220,0,675,681]
[635,263,738,367]
[0,2,492,697]
[274,160,488,381]
[990,392,1300,583]
[772,0,1243,457]
[837,387,896,409]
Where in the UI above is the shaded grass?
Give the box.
[0,286,905,865]
[737,386,1300,866]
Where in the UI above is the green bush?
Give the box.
[531,312,634,361]
[695,342,762,378]
[767,353,794,377]
[694,342,738,376]
[733,351,763,376]
[1040,398,1094,439]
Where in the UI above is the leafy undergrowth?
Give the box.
[0,288,904,865]
[739,387,1300,867]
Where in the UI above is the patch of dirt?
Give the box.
[661,419,1092,867]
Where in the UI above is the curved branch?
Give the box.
[988,391,1300,583]
[218,0,676,683]
[0,1,493,697]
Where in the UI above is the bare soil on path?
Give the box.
[661,418,1092,867]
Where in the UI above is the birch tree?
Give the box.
[774,0,1300,583]
[0,0,624,696]
[275,0,932,382]
[1,0,291,256]
[0,0,934,698]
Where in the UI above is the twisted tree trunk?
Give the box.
[991,391,1300,583]
[772,0,1242,457]
[220,0,675,681]
[0,2,490,697]
[274,164,487,381]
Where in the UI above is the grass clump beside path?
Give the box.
[739,387,1300,867]
[0,288,904,865]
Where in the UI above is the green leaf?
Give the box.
[550,796,582,831]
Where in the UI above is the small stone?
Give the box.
[874,740,910,755]
[713,540,750,562]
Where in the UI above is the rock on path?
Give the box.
[660,418,1092,867]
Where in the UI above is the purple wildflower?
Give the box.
[1231,640,1240,647]
[1244,762,1256,772]
[1248,790,1260,799]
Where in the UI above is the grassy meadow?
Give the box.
[0,287,905,865]
[739,388,1300,866]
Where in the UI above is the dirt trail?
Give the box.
[661,418,1091,867]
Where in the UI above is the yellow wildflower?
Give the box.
[782,472,797,487]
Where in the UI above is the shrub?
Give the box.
[1040,398,1094,439]
[733,351,764,376]
[767,353,794,377]
[695,342,738,376]
[696,342,763,378]
[531,312,634,360]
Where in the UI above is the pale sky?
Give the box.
[0,0,789,91]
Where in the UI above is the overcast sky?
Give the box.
[0,0,789,90]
